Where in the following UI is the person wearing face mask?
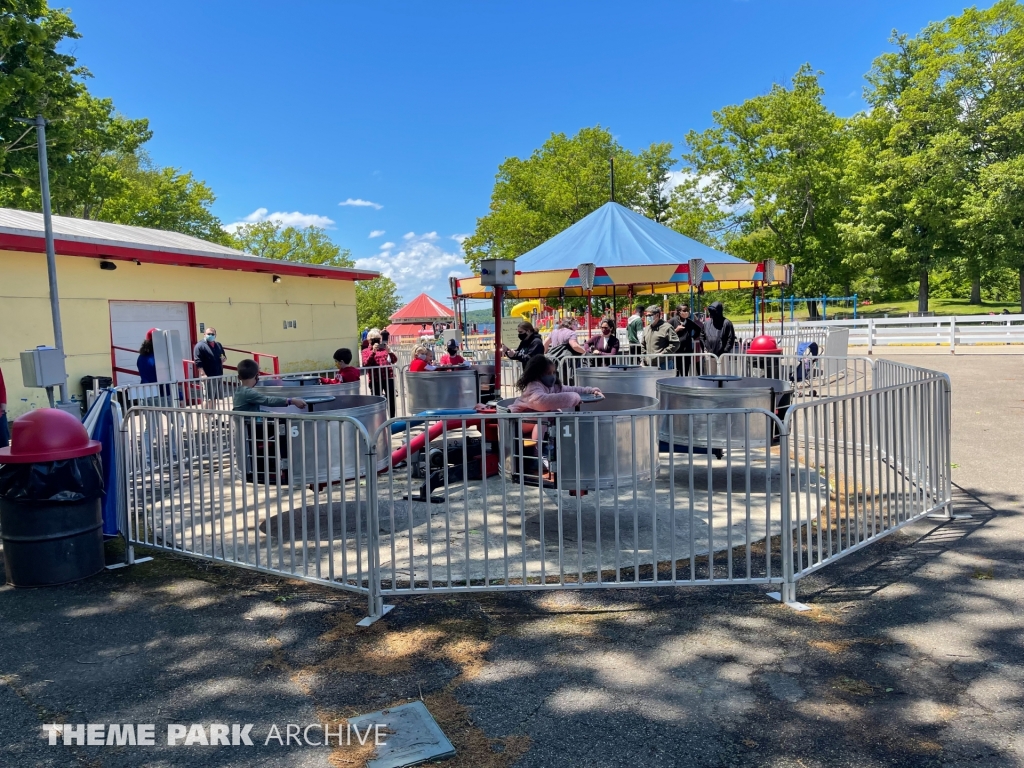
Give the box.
[409,344,438,372]
[193,327,227,377]
[640,305,680,370]
[700,301,737,357]
[586,318,620,364]
[439,340,466,366]
[502,322,544,363]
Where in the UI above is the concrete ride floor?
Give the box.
[0,350,1021,767]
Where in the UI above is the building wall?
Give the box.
[1,249,359,416]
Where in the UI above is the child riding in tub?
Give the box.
[509,355,603,479]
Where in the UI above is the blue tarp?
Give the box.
[84,391,119,537]
[513,202,749,272]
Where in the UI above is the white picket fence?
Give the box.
[736,314,1024,352]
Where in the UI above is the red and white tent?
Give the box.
[385,293,455,339]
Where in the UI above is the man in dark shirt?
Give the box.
[669,304,703,375]
[193,327,226,377]
[701,302,737,357]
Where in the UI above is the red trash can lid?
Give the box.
[747,335,783,355]
[0,408,101,464]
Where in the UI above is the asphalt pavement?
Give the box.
[0,350,1021,768]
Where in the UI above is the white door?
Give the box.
[109,301,192,384]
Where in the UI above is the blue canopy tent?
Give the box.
[455,202,783,300]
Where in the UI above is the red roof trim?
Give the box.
[0,232,379,282]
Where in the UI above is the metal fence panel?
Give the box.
[121,406,385,620]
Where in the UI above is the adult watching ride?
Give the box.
[503,322,544,364]
[701,301,737,356]
[640,305,680,370]
[193,327,226,377]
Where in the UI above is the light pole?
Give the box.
[16,114,68,403]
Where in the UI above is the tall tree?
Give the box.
[227,221,398,328]
[228,221,353,266]
[355,276,402,330]
[841,4,1024,312]
[462,126,669,272]
[682,65,853,297]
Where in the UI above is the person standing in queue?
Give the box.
[701,301,737,357]
[137,329,159,385]
[640,305,680,370]
[0,364,8,449]
[409,344,438,372]
[669,304,703,376]
[586,318,620,364]
[439,340,466,366]
[320,348,361,383]
[502,321,544,364]
[626,303,645,358]
[362,329,398,416]
[193,327,226,377]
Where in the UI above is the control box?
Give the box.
[479,259,516,287]
[20,346,67,388]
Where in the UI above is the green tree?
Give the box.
[681,65,853,298]
[462,125,669,272]
[841,4,1024,312]
[355,275,402,330]
[0,1,82,193]
[227,221,351,265]
[227,220,399,327]
[637,142,676,223]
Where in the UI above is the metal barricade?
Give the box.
[779,371,952,601]
[121,406,387,624]
[372,407,789,595]
[117,353,953,624]
[717,354,875,402]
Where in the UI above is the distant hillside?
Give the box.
[465,309,494,323]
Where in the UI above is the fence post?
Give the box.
[777,423,799,605]
[949,316,956,353]
[867,319,875,355]
[357,425,393,626]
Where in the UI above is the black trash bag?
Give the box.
[0,455,104,502]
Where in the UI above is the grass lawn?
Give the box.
[735,297,1021,323]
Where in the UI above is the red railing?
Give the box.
[112,344,280,381]
[222,346,280,375]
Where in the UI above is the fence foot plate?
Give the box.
[357,604,395,627]
[928,513,972,520]
[105,556,154,571]
[767,592,811,611]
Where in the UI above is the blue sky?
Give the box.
[68,0,974,304]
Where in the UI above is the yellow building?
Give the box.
[0,208,377,416]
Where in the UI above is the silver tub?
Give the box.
[255,380,360,399]
[575,365,666,399]
[404,369,480,414]
[657,376,792,450]
[238,394,389,486]
[496,393,659,490]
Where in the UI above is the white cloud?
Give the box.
[222,207,335,232]
[369,230,386,238]
[450,233,470,245]
[402,231,415,240]
[339,198,383,210]
[355,232,472,301]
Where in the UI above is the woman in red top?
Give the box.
[320,348,361,384]
[362,330,398,416]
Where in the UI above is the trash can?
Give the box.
[0,409,105,587]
